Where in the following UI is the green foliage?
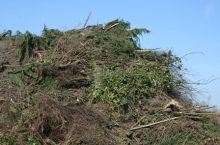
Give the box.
[28,134,42,145]
[157,132,192,145]
[0,30,12,37]
[92,61,175,109]
[0,105,20,125]
[14,29,62,63]
[88,19,150,61]
[38,76,58,91]
[201,119,220,138]
[8,62,57,99]
[8,62,38,95]
[0,136,16,145]
[15,31,22,36]
[15,31,36,62]
[42,25,63,48]
[8,70,26,94]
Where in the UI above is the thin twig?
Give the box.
[131,115,147,128]
[52,29,70,57]
[130,117,180,131]
[104,23,119,32]
[4,63,39,68]
[180,51,204,59]
[175,112,220,116]
[83,12,92,28]
[184,78,220,85]
[194,106,215,112]
[4,64,27,67]
[183,115,203,120]
[180,105,214,112]
[35,130,47,145]
[182,131,193,145]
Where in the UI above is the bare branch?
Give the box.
[83,12,92,28]
[104,23,119,32]
[184,78,220,85]
[130,117,180,131]
[180,51,205,59]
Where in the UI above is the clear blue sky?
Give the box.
[0,0,219,107]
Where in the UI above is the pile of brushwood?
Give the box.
[0,19,220,145]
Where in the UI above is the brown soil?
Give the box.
[16,96,118,145]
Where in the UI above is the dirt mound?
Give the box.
[16,96,117,145]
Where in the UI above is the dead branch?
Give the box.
[182,78,220,86]
[180,51,204,59]
[179,106,214,113]
[3,61,45,68]
[130,117,180,131]
[83,12,92,28]
[104,23,119,32]
[135,49,151,52]
[183,115,203,120]
[194,106,215,112]
[175,112,220,116]
[131,115,147,128]
[4,64,33,68]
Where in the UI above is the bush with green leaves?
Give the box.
[42,25,63,48]
[14,29,63,63]
[15,31,39,63]
[0,30,12,37]
[0,136,16,145]
[87,19,150,62]
[92,60,175,111]
[28,134,42,145]
[8,61,58,105]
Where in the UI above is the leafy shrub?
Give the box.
[8,61,58,101]
[0,30,12,37]
[87,19,150,61]
[15,31,38,63]
[0,136,16,145]
[42,25,63,48]
[28,134,42,145]
[92,60,175,111]
[8,62,38,95]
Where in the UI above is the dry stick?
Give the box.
[4,62,42,68]
[176,106,215,113]
[52,29,70,58]
[182,131,193,145]
[176,112,220,116]
[104,23,119,32]
[83,12,92,28]
[131,115,147,128]
[35,130,47,145]
[45,138,57,145]
[180,106,214,112]
[184,78,220,85]
[183,115,203,120]
[130,117,180,131]
[87,95,94,108]
[194,106,215,112]
[180,51,204,59]
[4,64,29,67]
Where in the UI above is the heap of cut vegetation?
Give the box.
[0,19,220,145]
